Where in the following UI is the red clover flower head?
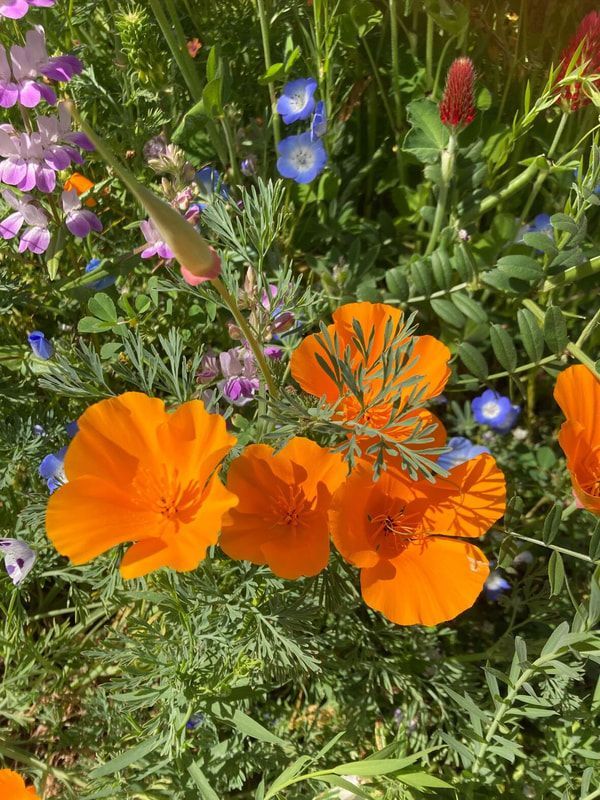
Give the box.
[439,57,476,130]
[557,11,600,110]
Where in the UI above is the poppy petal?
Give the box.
[120,538,171,579]
[554,365,600,438]
[360,538,489,626]
[46,476,157,564]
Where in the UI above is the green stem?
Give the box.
[504,530,597,564]
[212,278,279,398]
[425,13,434,89]
[148,0,203,101]
[478,162,540,216]
[220,117,241,183]
[425,133,457,255]
[362,37,397,134]
[520,111,569,221]
[456,354,559,385]
[541,255,600,291]
[255,0,281,148]
[576,306,600,347]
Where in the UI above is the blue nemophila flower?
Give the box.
[85,257,115,291]
[0,538,36,586]
[437,436,490,471]
[484,570,511,601]
[276,78,317,124]
[472,389,520,432]
[310,100,327,140]
[39,446,67,493]
[33,424,45,436]
[277,133,327,184]
[65,420,79,438]
[516,213,553,243]
[28,330,53,360]
[196,167,229,203]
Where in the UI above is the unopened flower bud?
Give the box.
[439,57,476,130]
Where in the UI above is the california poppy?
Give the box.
[46,392,237,578]
[0,769,40,798]
[64,172,96,207]
[554,365,600,514]
[329,454,506,626]
[290,302,450,456]
[219,437,347,579]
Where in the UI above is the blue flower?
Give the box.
[39,447,67,493]
[516,213,553,243]
[186,713,205,731]
[240,156,256,177]
[0,538,36,586]
[484,570,511,601]
[276,78,318,124]
[33,424,46,436]
[471,390,520,432]
[28,331,53,360]
[277,133,327,184]
[437,436,490,471]
[196,167,229,203]
[310,100,327,140]
[65,420,79,438]
[85,258,116,291]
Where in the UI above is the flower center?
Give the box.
[368,504,424,557]
[289,90,307,111]
[482,400,500,419]
[133,466,203,529]
[273,486,313,528]
[291,146,315,170]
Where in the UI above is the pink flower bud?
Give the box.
[557,11,600,110]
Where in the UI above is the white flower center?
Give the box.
[482,400,500,419]
[291,146,315,171]
[289,90,307,111]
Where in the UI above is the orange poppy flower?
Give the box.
[290,302,450,453]
[64,172,96,207]
[0,769,40,798]
[554,365,600,514]
[219,437,347,578]
[46,392,237,579]
[329,454,506,625]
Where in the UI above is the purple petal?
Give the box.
[40,55,82,82]
[0,0,29,18]
[0,158,26,185]
[19,225,50,254]
[140,244,159,259]
[37,82,57,106]
[35,165,56,193]
[0,81,18,108]
[0,211,24,239]
[66,131,94,151]
[66,212,91,237]
[17,80,44,108]
[44,146,71,171]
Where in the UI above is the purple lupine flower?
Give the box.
[0,47,18,108]
[9,27,82,108]
[437,436,490,471]
[472,390,520,433]
[276,78,318,124]
[218,347,260,405]
[277,132,327,184]
[261,284,296,335]
[0,190,50,253]
[39,446,67,492]
[0,0,54,18]
[484,570,511,601]
[186,713,205,731]
[0,539,36,586]
[27,330,53,359]
[264,345,283,359]
[197,349,220,383]
[62,189,102,237]
[139,218,174,259]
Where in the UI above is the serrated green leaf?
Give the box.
[403,99,450,163]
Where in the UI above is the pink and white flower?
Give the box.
[0,189,50,254]
[62,189,102,237]
[139,218,174,259]
[0,0,54,19]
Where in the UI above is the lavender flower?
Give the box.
[62,189,102,237]
[139,218,174,260]
[1,190,50,253]
[0,0,54,19]
[0,539,36,586]
[196,349,220,383]
[28,330,53,359]
[218,347,260,406]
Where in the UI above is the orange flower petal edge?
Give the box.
[290,301,451,454]
[0,769,41,799]
[220,436,347,579]
[554,365,600,514]
[330,453,505,625]
[46,392,238,578]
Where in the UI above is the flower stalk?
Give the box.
[425,133,457,255]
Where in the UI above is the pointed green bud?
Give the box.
[67,101,220,280]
